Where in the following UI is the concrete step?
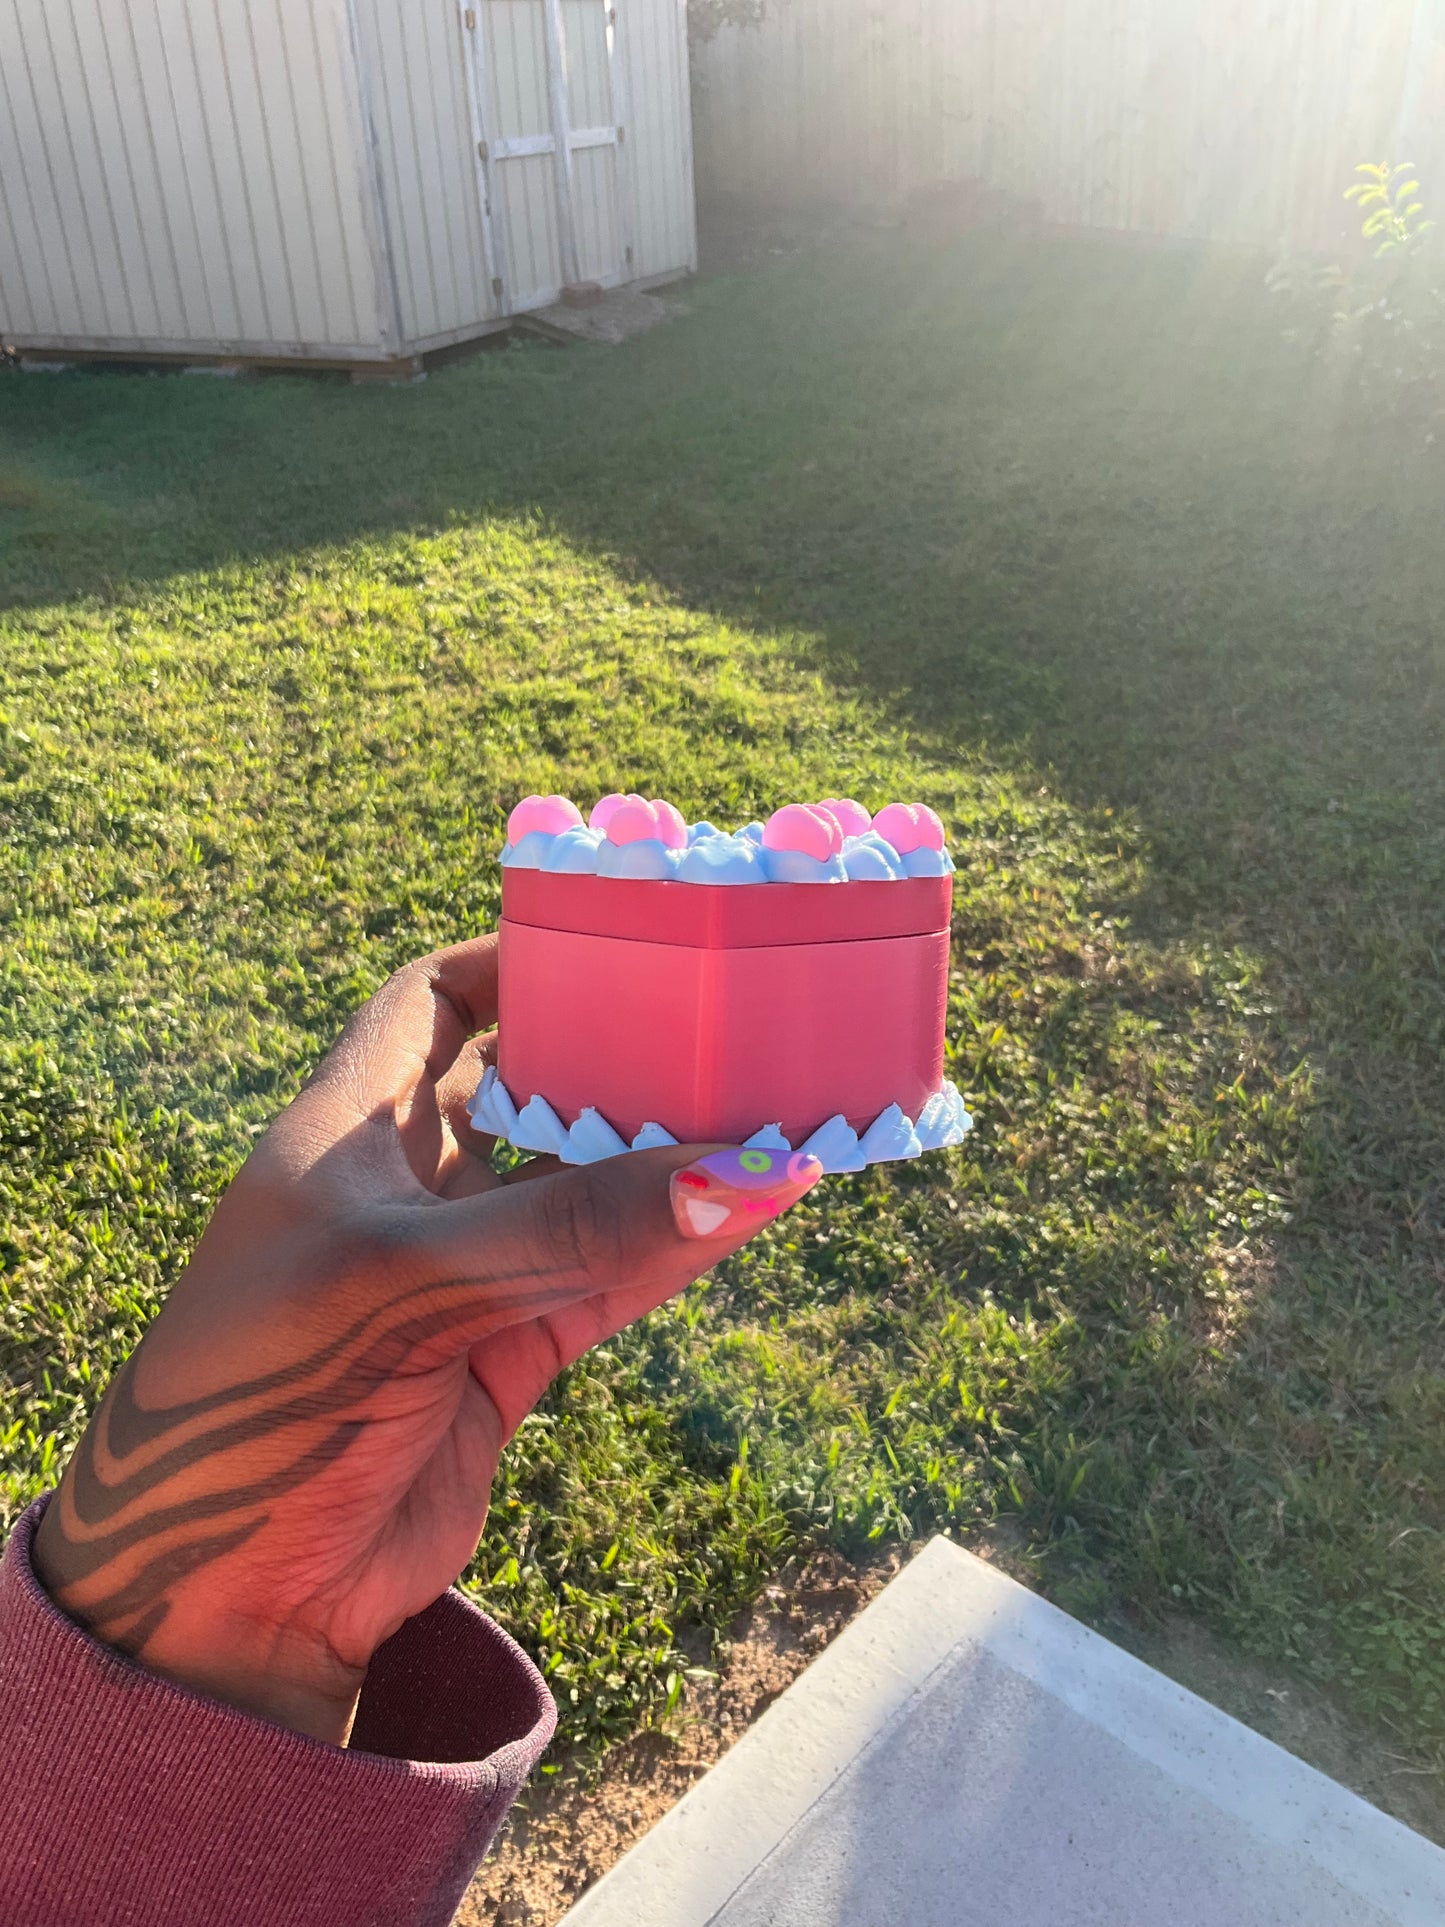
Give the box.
[558,1537,1445,1927]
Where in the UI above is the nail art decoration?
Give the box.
[670,1147,824,1240]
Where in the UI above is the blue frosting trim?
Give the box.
[544,826,606,873]
[902,845,955,878]
[499,830,555,871]
[500,819,952,884]
[467,1065,517,1136]
[474,1074,972,1170]
[466,1065,495,1129]
[676,834,768,884]
[596,836,683,880]
[798,1113,867,1171]
[760,847,849,885]
[914,1084,972,1150]
[842,834,907,881]
[562,1107,630,1164]
[512,1093,570,1155]
[859,1102,923,1162]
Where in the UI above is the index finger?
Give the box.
[414,935,501,1059]
[312,933,500,1118]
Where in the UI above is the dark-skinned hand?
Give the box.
[35,936,820,1743]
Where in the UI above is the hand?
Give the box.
[33,937,821,1744]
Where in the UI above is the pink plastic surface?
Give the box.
[871,801,946,853]
[507,795,585,841]
[763,804,845,860]
[502,870,950,947]
[498,874,952,1144]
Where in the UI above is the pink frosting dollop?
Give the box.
[872,802,946,854]
[815,797,872,838]
[588,793,639,832]
[763,803,845,861]
[507,794,586,843]
[601,796,688,849]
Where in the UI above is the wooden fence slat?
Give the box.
[694,0,1441,250]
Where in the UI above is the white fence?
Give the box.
[693,0,1445,250]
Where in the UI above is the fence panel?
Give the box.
[693,0,1445,249]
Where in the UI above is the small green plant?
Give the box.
[1269,162,1445,425]
[1344,160,1433,257]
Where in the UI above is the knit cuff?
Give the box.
[1,1494,554,1927]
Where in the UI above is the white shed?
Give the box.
[0,0,696,375]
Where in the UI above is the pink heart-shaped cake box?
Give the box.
[498,869,952,1146]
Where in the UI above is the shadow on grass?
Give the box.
[4,227,1440,923]
[4,223,1443,1778]
[6,226,1439,1214]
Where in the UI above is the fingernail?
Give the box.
[670,1147,825,1240]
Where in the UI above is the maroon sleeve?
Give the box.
[0,1496,555,1927]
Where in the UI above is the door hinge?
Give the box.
[477,138,488,161]
[624,243,633,264]
[616,124,625,145]
[607,7,616,22]
[492,276,504,298]
[464,7,476,26]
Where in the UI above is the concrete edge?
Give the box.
[558,1537,1445,1927]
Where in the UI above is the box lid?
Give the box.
[501,869,952,949]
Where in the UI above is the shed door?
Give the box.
[460,0,632,313]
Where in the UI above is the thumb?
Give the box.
[519,1141,828,1275]
[391,1143,824,1366]
[467,1143,827,1437]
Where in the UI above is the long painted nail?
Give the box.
[670,1147,825,1240]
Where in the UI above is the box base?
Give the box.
[498,917,951,1147]
[469,1065,973,1171]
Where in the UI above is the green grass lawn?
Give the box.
[2,227,1442,1781]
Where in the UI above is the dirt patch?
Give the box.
[460,1533,1444,1925]
[457,1545,904,1926]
